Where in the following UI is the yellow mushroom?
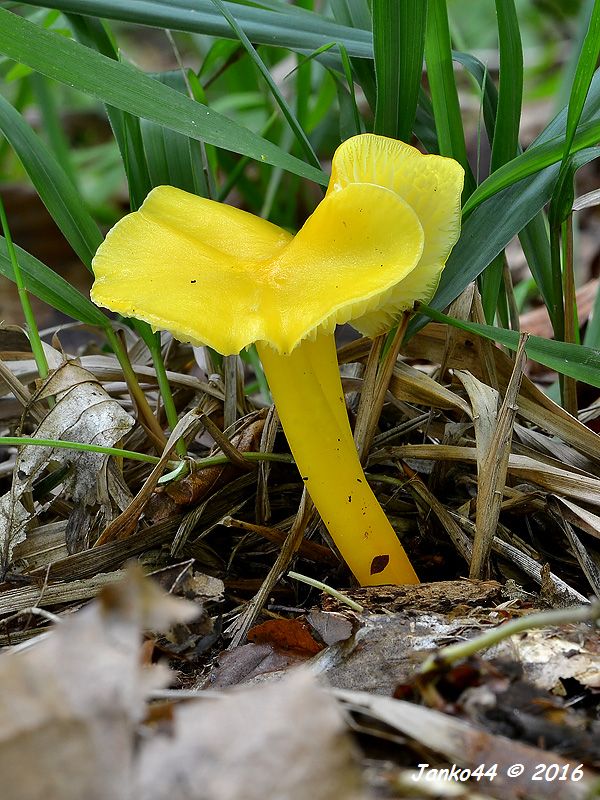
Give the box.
[91,134,463,586]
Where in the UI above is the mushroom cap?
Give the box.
[91,135,463,354]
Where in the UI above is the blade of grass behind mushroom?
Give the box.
[222,355,239,430]
[352,333,384,462]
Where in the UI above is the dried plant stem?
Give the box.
[353,333,384,461]
[227,490,315,647]
[470,332,528,579]
[287,571,364,612]
[354,311,411,462]
[419,601,599,676]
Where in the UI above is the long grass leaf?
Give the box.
[490,0,522,171]
[21,0,373,59]
[481,0,523,321]
[424,0,474,194]
[563,0,600,163]
[452,50,498,143]
[330,0,377,110]
[462,118,600,217]
[373,0,426,141]
[0,7,326,185]
[0,198,48,378]
[66,14,154,210]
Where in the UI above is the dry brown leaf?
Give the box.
[460,336,527,578]
[306,609,354,646]
[387,445,600,506]
[0,359,134,566]
[391,359,472,414]
[135,671,364,800]
[406,322,600,463]
[205,641,307,688]
[23,360,135,506]
[247,617,323,655]
[553,496,600,541]
[0,567,198,800]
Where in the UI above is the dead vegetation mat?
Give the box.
[1,315,600,799]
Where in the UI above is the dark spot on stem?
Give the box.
[302,476,309,481]
[356,478,362,483]
[370,554,390,575]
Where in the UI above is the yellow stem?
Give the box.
[256,333,419,586]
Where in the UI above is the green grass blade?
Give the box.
[563,0,600,163]
[21,0,373,59]
[414,145,600,342]
[420,304,600,390]
[210,0,320,170]
[583,274,600,347]
[481,0,523,321]
[463,56,600,217]
[373,0,426,141]
[0,437,161,465]
[0,92,102,269]
[549,0,600,228]
[0,7,326,186]
[0,238,108,327]
[139,71,207,196]
[424,0,474,194]
[335,43,362,137]
[330,0,372,30]
[462,118,600,217]
[490,0,522,171]
[555,0,596,111]
[66,14,154,210]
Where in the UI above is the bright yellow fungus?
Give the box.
[91,134,463,586]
